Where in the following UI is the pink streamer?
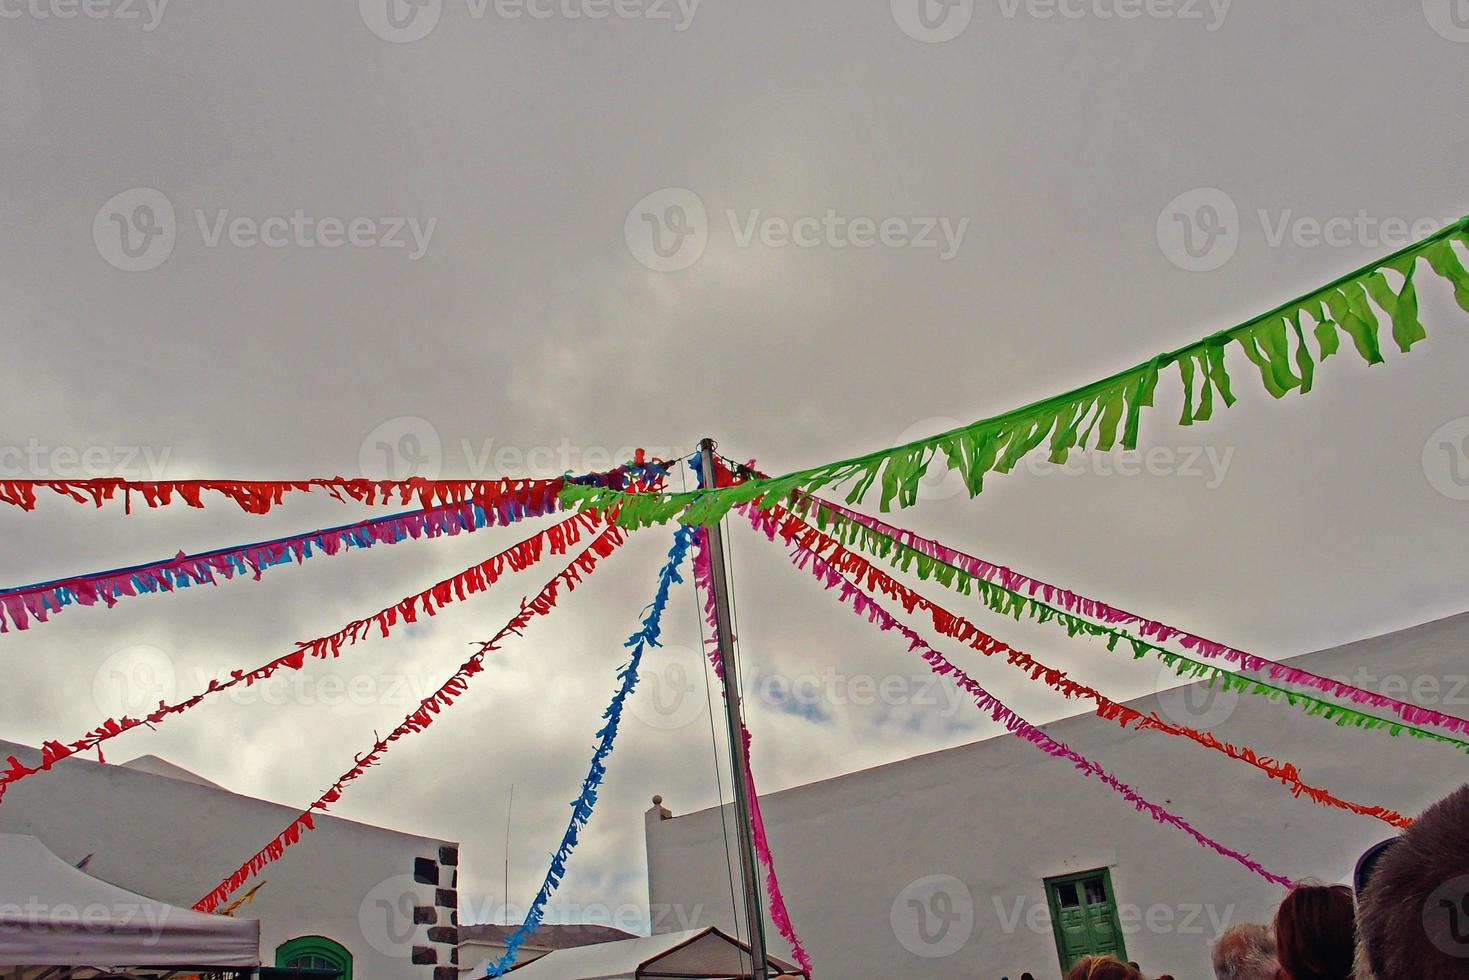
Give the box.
[802,492,1469,737]
[693,529,815,976]
[748,509,1295,890]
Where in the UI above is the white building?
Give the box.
[645,610,1469,979]
[0,739,461,979]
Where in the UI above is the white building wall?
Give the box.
[0,740,459,979]
[646,611,1469,979]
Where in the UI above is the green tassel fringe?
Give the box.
[560,218,1469,528]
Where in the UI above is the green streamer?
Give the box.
[561,218,1469,527]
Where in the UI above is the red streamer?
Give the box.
[0,511,605,804]
[0,458,662,514]
[193,521,629,913]
[746,504,1411,830]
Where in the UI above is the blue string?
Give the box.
[486,523,696,977]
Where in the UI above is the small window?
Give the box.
[1083,877,1107,905]
[1057,882,1081,908]
[276,936,352,980]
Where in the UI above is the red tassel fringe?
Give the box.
[192,521,629,913]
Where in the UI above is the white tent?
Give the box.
[0,832,259,969]
[502,927,805,979]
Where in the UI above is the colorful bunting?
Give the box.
[796,491,1469,738]
[749,505,1412,830]
[487,525,696,977]
[0,511,606,804]
[754,515,1296,887]
[194,521,628,912]
[747,502,1469,754]
[0,494,562,633]
[560,221,1469,527]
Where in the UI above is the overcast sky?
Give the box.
[3,0,1469,939]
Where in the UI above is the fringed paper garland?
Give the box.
[796,491,1469,739]
[0,455,664,514]
[691,525,816,976]
[753,516,1296,887]
[560,220,1469,527]
[748,505,1412,830]
[0,494,560,633]
[193,521,629,913]
[0,511,606,804]
[748,502,1469,755]
[487,525,696,977]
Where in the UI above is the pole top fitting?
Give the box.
[698,437,717,453]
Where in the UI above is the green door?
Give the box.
[1044,869,1126,971]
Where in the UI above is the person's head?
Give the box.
[1063,955,1143,980]
[1274,883,1356,980]
[1358,783,1469,980]
[1211,922,1280,980]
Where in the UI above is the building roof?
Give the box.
[502,927,802,979]
[0,737,456,848]
[461,922,638,949]
[118,753,226,789]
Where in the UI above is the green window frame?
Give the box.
[1043,867,1127,972]
[275,935,353,980]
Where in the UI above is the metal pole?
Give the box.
[697,437,770,980]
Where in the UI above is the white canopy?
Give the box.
[0,832,259,967]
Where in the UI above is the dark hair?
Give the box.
[1063,955,1143,980]
[1359,783,1469,980]
[1274,883,1356,980]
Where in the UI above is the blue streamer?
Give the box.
[487,523,696,977]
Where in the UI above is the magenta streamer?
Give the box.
[693,529,815,976]
[749,509,1295,890]
[804,493,1469,737]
